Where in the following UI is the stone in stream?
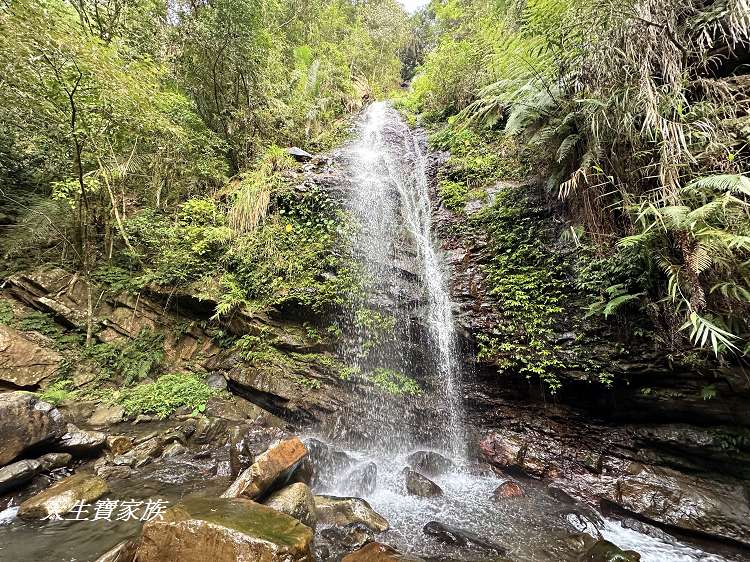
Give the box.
[405,451,454,477]
[134,496,313,562]
[0,392,66,466]
[264,482,317,529]
[344,461,378,496]
[314,495,389,532]
[18,472,109,519]
[583,539,641,561]
[403,469,442,497]
[56,423,106,455]
[342,542,426,561]
[0,459,41,493]
[493,479,525,499]
[296,438,354,488]
[222,436,307,499]
[38,452,72,471]
[320,522,375,551]
[422,521,506,556]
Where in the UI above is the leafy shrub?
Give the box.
[39,379,75,405]
[368,368,421,396]
[119,373,219,419]
[83,329,164,384]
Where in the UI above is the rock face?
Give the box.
[222,436,307,499]
[314,496,389,532]
[405,451,454,477]
[134,497,313,562]
[404,470,442,497]
[18,472,109,519]
[0,325,61,387]
[422,521,506,556]
[0,459,41,493]
[0,392,65,466]
[264,482,317,529]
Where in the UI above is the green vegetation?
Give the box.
[83,329,165,384]
[119,373,220,419]
[368,368,422,396]
[407,0,750,369]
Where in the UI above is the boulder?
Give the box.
[88,405,124,427]
[342,542,426,561]
[0,392,66,466]
[582,539,641,562]
[0,459,41,493]
[422,521,506,556]
[134,496,313,562]
[0,325,62,387]
[344,462,378,496]
[18,472,108,519]
[264,482,317,529]
[314,495,389,532]
[113,437,163,468]
[405,451,454,477]
[56,423,106,455]
[38,452,72,471]
[222,437,307,499]
[205,373,227,391]
[161,442,187,458]
[493,480,525,499]
[404,469,442,497]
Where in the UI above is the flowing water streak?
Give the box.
[340,101,465,458]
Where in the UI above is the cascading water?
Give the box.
[306,102,738,562]
[330,101,465,458]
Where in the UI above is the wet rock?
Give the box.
[264,482,317,529]
[344,462,378,496]
[106,435,134,455]
[405,451,454,477]
[134,496,313,562]
[133,414,158,425]
[38,452,72,471]
[161,442,187,458]
[564,511,604,538]
[582,539,641,561]
[18,472,108,519]
[56,423,106,455]
[93,539,137,562]
[619,517,672,542]
[404,469,442,497]
[342,542,426,561]
[222,436,307,499]
[0,392,66,466]
[493,480,525,499]
[0,459,41,493]
[87,405,124,427]
[296,438,354,487]
[601,466,750,546]
[422,521,506,555]
[547,485,576,504]
[320,522,375,551]
[113,437,163,468]
[95,465,133,481]
[314,495,389,532]
[286,146,314,162]
[191,416,228,445]
[0,324,62,387]
[58,399,98,426]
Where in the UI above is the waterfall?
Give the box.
[335,101,465,460]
